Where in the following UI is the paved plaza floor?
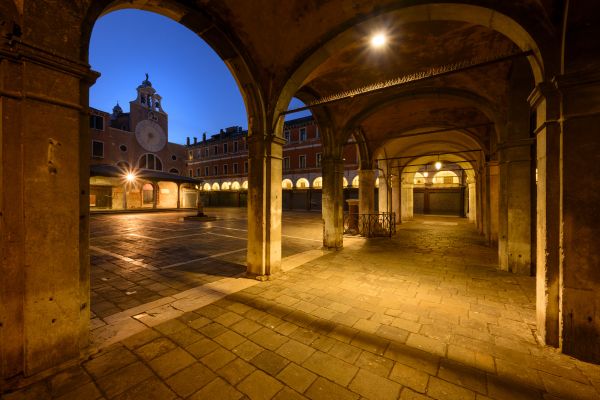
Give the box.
[4,209,600,400]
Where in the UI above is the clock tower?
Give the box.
[130,73,168,152]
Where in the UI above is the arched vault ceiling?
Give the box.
[301,21,517,95]
[360,98,491,142]
[188,0,552,100]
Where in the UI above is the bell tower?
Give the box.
[129,73,168,138]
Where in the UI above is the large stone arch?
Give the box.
[274,2,553,127]
[342,88,504,145]
[81,0,267,136]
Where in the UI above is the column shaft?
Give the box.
[358,169,376,215]
[247,135,285,278]
[322,157,344,249]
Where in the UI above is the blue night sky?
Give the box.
[90,9,308,145]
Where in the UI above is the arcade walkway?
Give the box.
[5,214,599,400]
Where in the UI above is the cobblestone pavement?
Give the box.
[5,214,600,400]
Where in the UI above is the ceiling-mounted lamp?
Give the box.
[435,154,442,170]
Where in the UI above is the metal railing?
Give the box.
[344,212,396,237]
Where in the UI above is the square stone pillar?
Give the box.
[377,168,389,214]
[322,157,344,249]
[498,144,532,274]
[488,161,499,244]
[0,51,96,380]
[247,135,285,278]
[530,82,561,348]
[400,182,414,222]
[468,182,477,223]
[358,169,376,215]
[554,72,600,362]
[391,175,400,223]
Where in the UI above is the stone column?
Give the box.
[322,156,344,249]
[358,169,376,215]
[530,82,561,348]
[176,183,181,208]
[498,143,532,274]
[0,42,97,378]
[247,134,285,278]
[401,182,414,222]
[391,175,400,223]
[488,161,499,245]
[468,182,477,223]
[153,182,158,209]
[122,185,128,209]
[378,168,389,214]
[554,72,600,362]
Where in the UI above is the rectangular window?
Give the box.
[284,130,290,142]
[233,163,238,174]
[223,143,228,154]
[196,168,200,177]
[205,166,209,176]
[315,126,320,138]
[299,155,306,168]
[188,150,193,160]
[234,141,238,152]
[223,164,228,175]
[189,169,193,177]
[205,147,209,157]
[89,115,104,130]
[92,140,104,158]
[299,127,307,142]
[244,161,248,173]
[213,145,218,155]
[213,166,218,175]
[283,157,290,170]
[316,153,322,168]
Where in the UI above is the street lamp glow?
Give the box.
[126,172,136,182]
[435,161,442,170]
[371,33,387,48]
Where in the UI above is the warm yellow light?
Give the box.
[423,172,429,177]
[126,172,136,182]
[435,161,442,170]
[371,33,386,48]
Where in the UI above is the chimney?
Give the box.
[186,137,190,146]
[194,137,197,145]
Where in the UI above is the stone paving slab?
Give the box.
[4,214,600,400]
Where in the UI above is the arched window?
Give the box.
[169,168,179,174]
[212,182,220,190]
[138,153,162,171]
[282,179,293,189]
[432,170,459,184]
[414,172,426,185]
[296,178,309,189]
[312,177,322,188]
[203,183,211,191]
[222,182,231,190]
[241,181,248,189]
[231,182,241,190]
[343,177,349,187]
[351,175,359,188]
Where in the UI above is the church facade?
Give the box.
[89,75,199,210]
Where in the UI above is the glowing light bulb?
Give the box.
[423,172,429,177]
[371,33,386,48]
[435,161,442,170]
[126,172,136,182]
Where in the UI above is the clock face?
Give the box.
[135,120,166,152]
